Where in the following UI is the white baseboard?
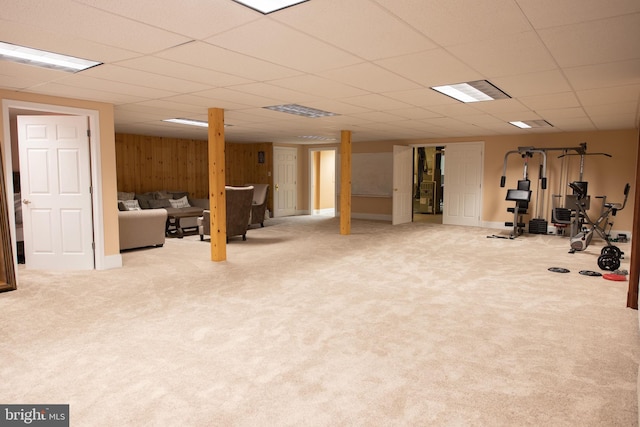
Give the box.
[99,254,123,270]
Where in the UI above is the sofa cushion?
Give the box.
[122,199,142,211]
[154,191,172,200]
[149,199,171,209]
[169,196,190,208]
[135,193,155,209]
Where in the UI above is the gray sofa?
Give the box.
[117,190,209,250]
[118,209,167,251]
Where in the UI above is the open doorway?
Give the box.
[413,146,445,224]
[309,148,336,217]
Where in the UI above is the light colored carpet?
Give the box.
[0,216,638,426]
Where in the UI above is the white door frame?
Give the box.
[308,147,337,216]
[2,99,107,270]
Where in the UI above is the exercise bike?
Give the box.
[567,181,630,270]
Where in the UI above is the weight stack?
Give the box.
[528,218,548,234]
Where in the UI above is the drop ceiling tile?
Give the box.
[375,48,484,87]
[536,107,588,120]
[1,0,191,54]
[156,41,302,81]
[74,0,259,40]
[591,114,638,129]
[577,85,640,106]
[340,94,412,111]
[83,65,212,93]
[385,88,458,108]
[388,107,443,120]
[205,19,361,73]
[274,0,435,60]
[564,59,640,90]
[350,111,407,123]
[447,32,557,78]
[59,74,179,99]
[321,63,420,93]
[519,92,581,111]
[0,19,137,63]
[584,102,638,118]
[374,0,532,46]
[492,70,572,97]
[551,117,597,131]
[192,88,280,109]
[538,14,640,68]
[26,82,145,104]
[115,56,253,87]
[516,0,640,29]
[228,83,318,105]
[269,75,368,99]
[165,94,252,111]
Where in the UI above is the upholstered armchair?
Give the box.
[246,183,269,227]
[198,186,254,242]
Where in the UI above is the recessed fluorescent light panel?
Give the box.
[298,135,337,141]
[509,120,553,129]
[0,41,102,73]
[264,104,338,118]
[163,118,209,128]
[431,80,510,103]
[233,0,309,14]
[163,118,232,128]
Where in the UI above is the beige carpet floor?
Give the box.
[0,216,638,426]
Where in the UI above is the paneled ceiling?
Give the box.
[1,0,639,143]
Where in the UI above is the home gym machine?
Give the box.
[566,181,630,270]
[549,143,613,245]
[499,147,547,238]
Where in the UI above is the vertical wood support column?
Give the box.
[208,108,226,261]
[340,130,352,235]
[627,132,640,309]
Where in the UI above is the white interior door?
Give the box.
[18,115,94,270]
[273,146,297,217]
[392,145,413,225]
[442,142,483,227]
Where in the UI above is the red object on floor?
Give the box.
[603,273,626,281]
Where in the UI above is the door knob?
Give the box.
[275,184,279,191]
[22,199,31,205]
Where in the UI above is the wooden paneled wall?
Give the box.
[115,133,273,210]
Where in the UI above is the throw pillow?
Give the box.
[170,191,189,200]
[117,201,127,211]
[123,199,141,211]
[169,196,190,209]
[148,199,171,209]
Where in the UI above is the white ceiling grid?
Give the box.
[0,0,637,143]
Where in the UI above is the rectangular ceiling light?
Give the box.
[509,120,553,129]
[264,104,338,118]
[232,0,309,14]
[298,135,337,141]
[431,80,510,103]
[163,118,209,127]
[0,41,102,73]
